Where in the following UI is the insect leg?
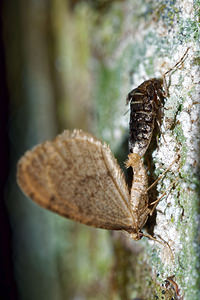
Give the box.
[142,232,174,260]
[147,155,179,192]
[149,178,178,216]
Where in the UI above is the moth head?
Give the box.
[125,153,141,169]
[153,77,163,90]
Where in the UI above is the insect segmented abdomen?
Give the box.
[127,78,164,156]
[125,152,150,240]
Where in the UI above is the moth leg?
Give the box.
[147,155,179,215]
[147,155,179,193]
[161,74,170,97]
[142,232,174,260]
[149,178,178,216]
[155,119,166,144]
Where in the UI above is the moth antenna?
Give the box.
[162,47,190,97]
[142,232,174,260]
[164,47,190,77]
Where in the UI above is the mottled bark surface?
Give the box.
[94,1,200,299]
[3,0,200,299]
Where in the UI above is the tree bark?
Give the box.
[3,0,199,299]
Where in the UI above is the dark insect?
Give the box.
[126,48,190,156]
[126,78,165,156]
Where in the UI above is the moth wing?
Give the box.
[17,130,134,231]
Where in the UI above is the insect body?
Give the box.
[126,78,164,157]
[17,130,150,241]
[126,48,190,157]
[17,49,190,250]
[125,152,150,240]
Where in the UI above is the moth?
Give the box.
[17,129,151,241]
[126,48,190,156]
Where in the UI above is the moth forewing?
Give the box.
[17,142,55,207]
[17,130,136,232]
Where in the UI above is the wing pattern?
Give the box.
[17,130,135,231]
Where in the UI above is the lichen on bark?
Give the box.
[4,0,200,299]
[94,0,200,299]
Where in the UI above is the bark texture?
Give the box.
[3,0,200,299]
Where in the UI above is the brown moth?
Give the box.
[17,129,150,240]
[126,48,190,156]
